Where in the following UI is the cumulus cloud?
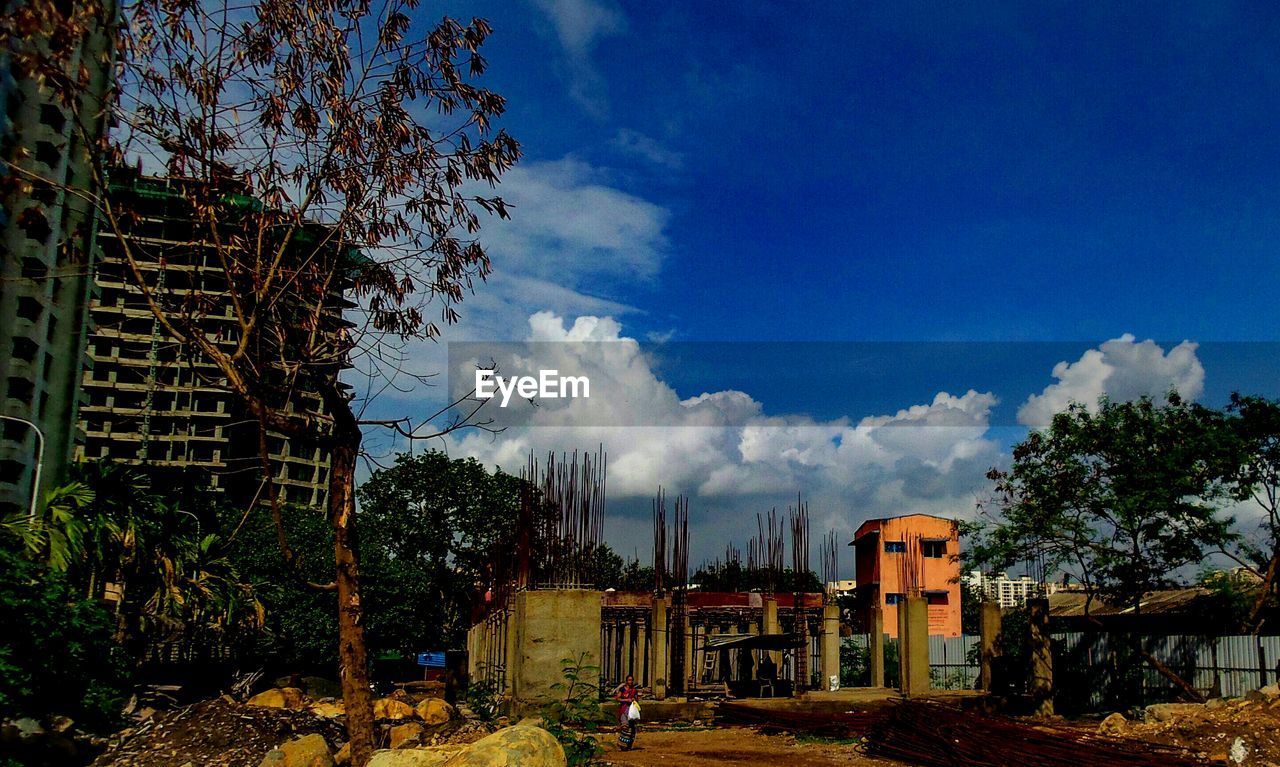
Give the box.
[447,312,1004,567]
[530,0,625,116]
[1017,334,1205,428]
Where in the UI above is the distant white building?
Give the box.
[963,570,1056,608]
[826,579,857,598]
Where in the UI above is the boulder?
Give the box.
[309,701,346,719]
[1097,712,1127,736]
[249,688,308,710]
[48,715,75,735]
[259,734,334,767]
[1143,703,1202,723]
[275,676,345,700]
[9,718,45,744]
[415,699,455,726]
[442,725,566,767]
[375,698,416,721]
[390,723,425,749]
[367,748,462,767]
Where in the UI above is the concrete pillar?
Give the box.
[1028,597,1054,715]
[763,597,781,670]
[898,596,930,697]
[978,602,1003,692]
[650,597,669,699]
[509,590,602,704]
[621,620,633,681]
[682,621,694,694]
[821,604,840,692]
[869,607,885,688]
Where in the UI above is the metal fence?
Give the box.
[1053,632,1280,710]
[928,634,980,690]
[852,632,1280,703]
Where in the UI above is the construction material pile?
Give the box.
[862,701,1209,767]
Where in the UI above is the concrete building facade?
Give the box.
[851,514,961,638]
[0,0,116,515]
[75,174,344,510]
[963,569,1055,608]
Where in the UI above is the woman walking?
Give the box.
[615,674,640,750]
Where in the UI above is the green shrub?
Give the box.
[0,547,130,730]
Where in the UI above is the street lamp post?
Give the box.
[0,414,45,518]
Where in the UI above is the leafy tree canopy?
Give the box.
[970,393,1241,613]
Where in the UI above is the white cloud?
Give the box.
[485,158,669,287]
[530,0,625,116]
[447,312,1003,567]
[1017,334,1205,427]
[611,128,684,170]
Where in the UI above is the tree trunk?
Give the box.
[329,431,375,767]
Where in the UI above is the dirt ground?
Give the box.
[598,726,892,767]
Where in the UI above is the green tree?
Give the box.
[1223,394,1280,628]
[972,393,1238,614]
[355,451,525,655]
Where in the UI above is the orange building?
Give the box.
[851,514,961,638]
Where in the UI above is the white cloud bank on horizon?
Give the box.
[447,312,1007,563]
[442,318,1213,568]
[1017,334,1205,428]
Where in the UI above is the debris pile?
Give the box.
[1094,688,1280,766]
[862,701,1209,767]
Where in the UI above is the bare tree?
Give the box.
[4,0,519,763]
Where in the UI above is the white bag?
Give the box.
[627,701,641,721]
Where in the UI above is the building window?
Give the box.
[926,592,949,606]
[921,540,946,558]
[884,541,906,553]
[885,593,905,606]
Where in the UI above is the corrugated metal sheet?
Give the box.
[1053,632,1280,708]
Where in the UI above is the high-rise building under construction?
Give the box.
[75,173,350,511]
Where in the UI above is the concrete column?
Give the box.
[682,621,694,694]
[898,596,930,697]
[869,607,885,688]
[621,620,632,681]
[1028,597,1054,715]
[820,604,840,691]
[763,597,781,669]
[978,602,1003,692]
[650,597,669,699]
[510,590,601,704]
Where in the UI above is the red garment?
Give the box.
[616,684,639,722]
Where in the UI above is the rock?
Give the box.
[1097,712,1127,736]
[276,676,344,700]
[516,716,545,729]
[249,688,308,710]
[260,734,335,767]
[1205,697,1228,710]
[11,718,45,743]
[334,743,350,766]
[367,748,462,767]
[49,715,75,734]
[1143,703,1202,723]
[390,723,425,749]
[375,698,416,721]
[442,724,566,767]
[309,701,347,718]
[415,699,456,725]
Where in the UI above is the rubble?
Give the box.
[1089,689,1280,766]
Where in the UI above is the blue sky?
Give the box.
[375,1,1280,569]
[432,0,1280,346]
